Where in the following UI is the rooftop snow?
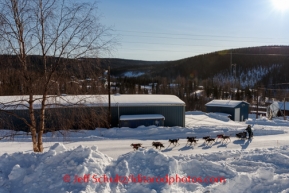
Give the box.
[205,100,249,108]
[119,114,165,121]
[0,94,185,110]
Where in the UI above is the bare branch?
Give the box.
[0,0,116,152]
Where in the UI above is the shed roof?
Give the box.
[0,94,185,110]
[205,100,249,108]
[110,94,185,106]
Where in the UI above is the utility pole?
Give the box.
[230,51,232,67]
[283,98,286,120]
[230,51,233,89]
[256,87,259,119]
[231,64,236,88]
[107,66,111,128]
[230,51,237,95]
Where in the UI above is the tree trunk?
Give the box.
[37,94,47,152]
[29,94,39,152]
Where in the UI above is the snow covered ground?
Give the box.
[1,111,289,193]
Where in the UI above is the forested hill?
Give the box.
[149,46,289,80]
[99,58,168,76]
[1,45,289,89]
[102,46,289,88]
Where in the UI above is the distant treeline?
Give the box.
[1,46,289,111]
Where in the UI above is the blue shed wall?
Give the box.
[205,106,235,119]
[119,118,164,128]
[235,103,249,121]
[206,102,249,121]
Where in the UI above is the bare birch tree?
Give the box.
[0,0,115,152]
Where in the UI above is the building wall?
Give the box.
[0,107,106,132]
[205,106,235,120]
[111,105,185,127]
[0,109,30,131]
[119,118,164,128]
[235,102,249,121]
[206,102,249,121]
[1,105,185,131]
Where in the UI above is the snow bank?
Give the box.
[1,143,289,193]
[0,143,112,193]
[246,117,289,127]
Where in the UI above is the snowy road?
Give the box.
[1,112,289,159]
[1,133,289,159]
[96,133,289,159]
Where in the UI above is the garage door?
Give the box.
[234,108,240,121]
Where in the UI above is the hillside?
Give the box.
[99,58,168,77]
[152,46,289,87]
[102,46,289,88]
[1,46,289,97]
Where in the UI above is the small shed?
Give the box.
[119,114,165,128]
[109,94,185,127]
[277,101,289,116]
[205,100,249,121]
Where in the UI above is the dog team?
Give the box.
[130,125,253,151]
[130,134,231,151]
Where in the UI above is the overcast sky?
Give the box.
[97,0,289,61]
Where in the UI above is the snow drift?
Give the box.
[1,143,289,193]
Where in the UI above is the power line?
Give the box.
[119,48,200,53]
[115,29,289,40]
[119,47,289,56]
[111,30,289,57]
[114,34,289,43]
[109,29,289,60]
[229,53,289,56]
[122,41,227,47]
[121,41,289,53]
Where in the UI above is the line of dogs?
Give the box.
[130,134,231,151]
